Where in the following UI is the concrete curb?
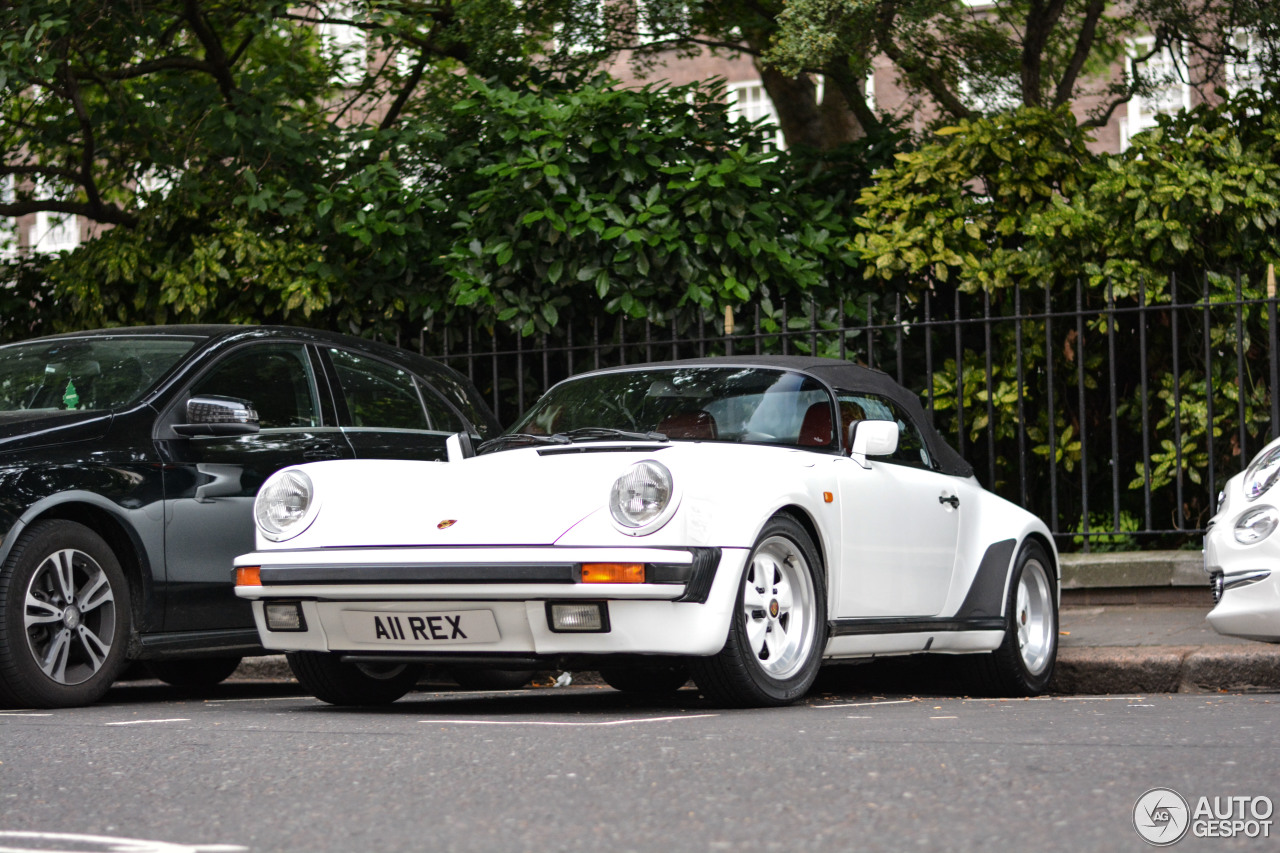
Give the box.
[1051,645,1280,694]
[239,648,1280,695]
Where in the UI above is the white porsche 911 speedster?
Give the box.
[234,357,1059,707]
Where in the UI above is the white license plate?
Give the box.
[341,609,500,645]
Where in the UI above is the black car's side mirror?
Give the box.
[172,395,261,437]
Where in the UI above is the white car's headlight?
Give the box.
[1243,445,1280,501]
[1234,505,1279,545]
[609,460,675,534]
[255,469,318,541]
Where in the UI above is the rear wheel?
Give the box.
[969,541,1057,696]
[448,668,536,691]
[0,520,130,708]
[690,515,827,707]
[600,664,690,695]
[146,656,243,689]
[287,652,423,706]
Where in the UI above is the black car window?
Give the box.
[0,337,196,413]
[190,344,319,430]
[835,390,934,470]
[328,348,430,430]
[416,380,465,433]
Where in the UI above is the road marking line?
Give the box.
[105,718,191,726]
[0,830,246,852]
[0,713,53,717]
[817,699,917,709]
[421,714,718,727]
[930,715,958,719]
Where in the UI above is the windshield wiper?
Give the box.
[551,427,669,443]
[477,433,571,454]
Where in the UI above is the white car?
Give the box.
[234,357,1060,707]
[1204,437,1280,642]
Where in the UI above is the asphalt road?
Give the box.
[1,678,1276,853]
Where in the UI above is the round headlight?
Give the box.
[255,469,316,541]
[609,460,673,531]
[1244,445,1280,501]
[1234,505,1279,545]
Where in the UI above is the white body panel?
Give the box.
[1204,442,1280,643]
[238,439,1056,663]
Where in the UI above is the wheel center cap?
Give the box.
[62,606,81,629]
[769,599,780,618]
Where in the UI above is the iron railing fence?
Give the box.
[421,271,1279,551]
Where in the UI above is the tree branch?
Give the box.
[1021,0,1068,106]
[0,198,137,228]
[1053,0,1106,106]
[182,0,238,103]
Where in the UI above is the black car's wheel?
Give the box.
[690,515,827,707]
[448,668,536,691]
[0,520,131,709]
[969,540,1058,696]
[146,656,243,689]
[599,664,690,695]
[286,652,423,706]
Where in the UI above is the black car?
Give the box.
[0,325,499,708]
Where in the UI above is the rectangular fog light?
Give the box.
[547,602,610,633]
[264,601,307,632]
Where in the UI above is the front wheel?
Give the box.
[287,652,423,706]
[448,668,536,691]
[690,515,827,707]
[970,540,1058,696]
[146,656,243,690]
[0,520,131,708]
[599,663,690,695]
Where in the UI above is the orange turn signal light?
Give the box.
[580,562,645,584]
[235,566,262,587]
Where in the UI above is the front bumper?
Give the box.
[1204,522,1280,643]
[235,546,747,658]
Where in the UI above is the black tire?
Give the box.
[146,656,243,689]
[448,668,537,691]
[968,540,1058,697]
[286,652,423,706]
[690,515,827,707]
[0,520,131,709]
[599,664,690,695]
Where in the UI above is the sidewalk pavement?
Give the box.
[231,551,1280,695]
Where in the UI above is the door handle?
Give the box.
[938,494,960,509]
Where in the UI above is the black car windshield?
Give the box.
[0,337,198,414]
[502,367,838,450]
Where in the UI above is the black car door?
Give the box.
[323,346,468,462]
[158,341,354,633]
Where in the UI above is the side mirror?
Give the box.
[848,419,898,468]
[446,431,477,462]
[173,395,260,437]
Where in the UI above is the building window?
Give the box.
[1121,36,1190,150]
[727,81,785,149]
[31,211,80,253]
[0,176,15,259]
[319,2,366,83]
[1226,28,1264,97]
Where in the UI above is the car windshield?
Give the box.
[0,336,198,415]
[501,366,837,450]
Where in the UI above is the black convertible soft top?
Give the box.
[605,355,974,479]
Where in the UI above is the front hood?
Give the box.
[0,409,114,455]
[284,448,661,548]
